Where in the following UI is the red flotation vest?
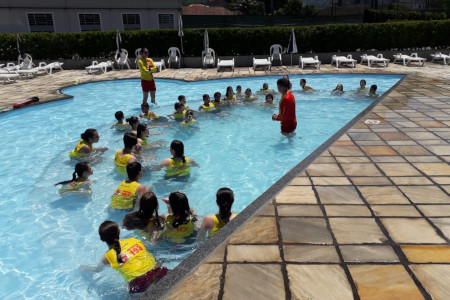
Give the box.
[13,96,39,109]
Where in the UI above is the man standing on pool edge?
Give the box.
[138,48,158,104]
[272,77,297,134]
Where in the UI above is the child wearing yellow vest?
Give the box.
[152,140,199,177]
[69,128,108,159]
[55,162,94,194]
[161,191,197,242]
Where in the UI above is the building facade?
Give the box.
[0,0,182,33]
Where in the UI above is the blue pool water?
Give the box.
[0,74,402,299]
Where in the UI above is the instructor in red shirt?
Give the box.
[272,77,297,134]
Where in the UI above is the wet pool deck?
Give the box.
[1,63,449,299]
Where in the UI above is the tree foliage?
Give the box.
[229,0,265,15]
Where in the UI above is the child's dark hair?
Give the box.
[115,111,124,121]
[80,128,97,142]
[277,77,290,89]
[126,116,139,127]
[245,88,251,93]
[99,221,124,264]
[126,162,142,181]
[136,124,147,139]
[202,94,210,100]
[170,140,186,164]
[300,78,306,84]
[185,110,194,117]
[263,83,268,88]
[123,132,138,149]
[370,84,377,91]
[140,48,148,54]
[360,79,367,85]
[178,95,185,101]
[122,192,160,230]
[216,187,234,220]
[266,94,274,100]
[236,85,242,90]
[174,102,184,110]
[225,86,233,96]
[141,102,149,109]
[55,162,90,186]
[168,191,196,228]
[214,92,221,98]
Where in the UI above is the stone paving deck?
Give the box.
[1,63,449,300]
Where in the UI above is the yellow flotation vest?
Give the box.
[110,180,140,209]
[104,238,156,282]
[162,215,194,241]
[113,123,129,131]
[200,103,215,111]
[174,110,186,119]
[114,150,133,168]
[58,178,87,193]
[69,140,92,158]
[140,137,148,147]
[209,213,237,237]
[165,157,191,176]
[143,111,159,120]
[243,96,255,101]
[180,119,196,126]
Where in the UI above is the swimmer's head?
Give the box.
[115,111,124,122]
[213,92,221,102]
[336,84,344,91]
[81,128,99,144]
[360,79,366,87]
[174,102,184,112]
[126,162,142,181]
[141,103,149,113]
[122,191,160,230]
[168,191,193,228]
[170,140,185,161]
[263,83,269,90]
[137,124,149,139]
[225,86,233,97]
[277,77,290,93]
[216,187,234,220]
[178,95,186,104]
[236,85,242,93]
[265,94,274,103]
[370,84,377,93]
[99,221,124,264]
[126,116,140,128]
[185,110,194,121]
[123,132,138,149]
[202,94,210,104]
[55,161,92,186]
[245,88,252,97]
[300,79,306,87]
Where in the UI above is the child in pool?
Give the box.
[299,79,315,91]
[259,83,274,94]
[235,85,243,98]
[80,220,168,294]
[357,79,368,93]
[55,162,94,194]
[122,192,164,244]
[261,93,276,106]
[200,187,237,238]
[111,111,129,131]
[168,102,186,120]
[127,116,140,134]
[139,103,159,121]
[367,84,379,98]
[198,94,215,111]
[69,128,108,159]
[331,84,345,95]
[178,95,190,110]
[152,140,199,177]
[111,162,153,210]
[213,92,222,105]
[242,88,257,101]
[223,86,237,102]
[114,132,139,169]
[136,124,165,151]
[161,191,197,242]
[180,110,196,126]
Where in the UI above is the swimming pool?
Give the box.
[0,74,402,299]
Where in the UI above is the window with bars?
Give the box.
[158,14,174,29]
[122,14,141,30]
[27,13,54,32]
[79,14,101,32]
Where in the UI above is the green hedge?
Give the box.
[364,9,447,23]
[1,20,449,61]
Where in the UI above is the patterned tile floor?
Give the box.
[1,63,449,300]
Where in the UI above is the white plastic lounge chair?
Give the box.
[85,61,114,74]
[360,54,389,67]
[115,49,131,70]
[299,56,320,69]
[202,48,216,68]
[270,44,282,66]
[37,62,64,74]
[167,47,181,68]
[430,52,450,65]
[153,59,165,72]
[217,58,234,71]
[4,63,38,78]
[135,48,142,69]
[0,72,20,84]
[393,53,426,66]
[253,57,271,71]
[331,55,357,68]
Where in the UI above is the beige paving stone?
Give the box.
[349,265,425,300]
[311,176,351,185]
[371,205,421,217]
[358,186,409,204]
[361,145,398,156]
[413,162,450,176]
[398,186,450,204]
[387,140,418,146]
[351,176,392,185]
[312,156,336,163]
[283,245,340,263]
[377,132,411,140]
[422,145,450,156]
[418,205,450,217]
[404,131,440,139]
[328,146,365,156]
[389,176,433,185]
[287,265,353,300]
[443,185,450,194]
[432,176,450,184]
[316,186,364,204]
[288,177,311,185]
[164,264,222,300]
[280,217,333,244]
[410,265,450,300]
[416,120,446,127]
[430,218,450,240]
[277,205,324,217]
[204,244,226,263]
[329,218,387,244]
[275,186,317,204]
[306,163,344,176]
[229,217,278,244]
[223,264,285,300]
[340,163,383,176]
[349,132,381,141]
[335,156,371,163]
[227,245,281,262]
[324,205,372,217]
[381,218,446,243]
[376,163,422,176]
[257,203,275,216]
[371,156,406,163]
[340,245,399,262]
[401,245,450,263]
[391,145,432,156]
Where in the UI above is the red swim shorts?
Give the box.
[281,121,297,134]
[128,266,168,294]
[141,79,156,92]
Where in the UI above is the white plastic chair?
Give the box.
[202,48,216,68]
[331,54,357,68]
[86,60,115,74]
[217,58,234,71]
[430,52,449,65]
[153,59,166,72]
[115,49,130,69]
[135,48,142,69]
[253,57,271,71]
[37,62,64,74]
[393,53,426,66]
[270,44,282,66]
[167,47,181,68]
[360,54,389,67]
[299,56,320,69]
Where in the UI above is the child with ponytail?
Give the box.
[80,221,168,294]
[200,187,237,237]
[55,162,94,194]
[161,191,197,242]
[152,140,199,177]
[69,128,108,159]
